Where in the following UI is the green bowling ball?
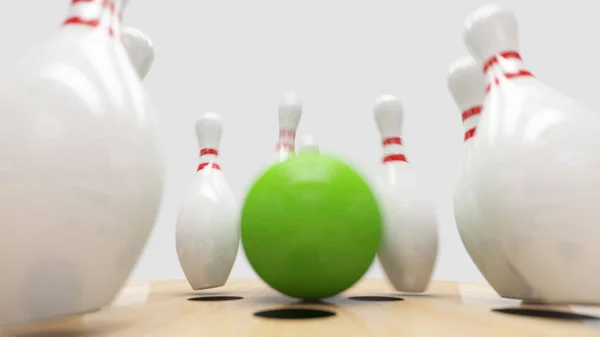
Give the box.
[241,150,382,299]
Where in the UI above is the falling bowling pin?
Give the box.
[122,27,155,79]
[176,112,239,290]
[464,3,600,304]
[373,95,438,293]
[275,92,303,161]
[448,55,536,300]
[0,0,164,324]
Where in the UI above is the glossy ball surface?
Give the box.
[241,152,382,299]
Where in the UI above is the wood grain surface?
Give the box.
[1,279,599,337]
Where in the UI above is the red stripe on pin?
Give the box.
[464,128,476,141]
[197,162,221,171]
[65,0,121,39]
[462,106,482,121]
[482,51,534,94]
[506,70,533,79]
[382,137,402,146]
[483,51,522,73]
[485,82,492,93]
[279,130,295,138]
[485,70,533,94]
[383,154,407,163]
[200,148,218,156]
[63,17,100,27]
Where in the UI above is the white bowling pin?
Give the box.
[0,0,163,324]
[176,112,239,290]
[448,56,536,300]
[275,92,303,161]
[298,134,319,153]
[373,95,439,293]
[464,3,600,304]
[122,27,155,79]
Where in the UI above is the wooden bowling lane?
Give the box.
[1,279,599,337]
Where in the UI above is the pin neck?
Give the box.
[275,129,296,158]
[381,136,408,163]
[63,0,123,38]
[482,51,533,94]
[461,105,482,142]
[197,147,221,171]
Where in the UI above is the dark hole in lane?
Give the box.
[493,308,600,321]
[254,308,336,319]
[348,296,404,302]
[188,296,244,302]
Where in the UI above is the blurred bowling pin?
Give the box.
[448,55,536,300]
[373,95,438,293]
[122,27,155,79]
[275,92,303,161]
[298,134,319,153]
[0,0,164,324]
[176,112,239,290]
[464,3,600,304]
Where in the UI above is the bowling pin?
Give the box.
[373,95,438,293]
[448,56,536,300]
[275,92,303,161]
[298,134,319,153]
[122,27,155,79]
[464,3,600,304]
[176,112,239,290]
[0,0,164,324]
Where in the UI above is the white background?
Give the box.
[2,0,598,284]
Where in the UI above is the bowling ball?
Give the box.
[241,151,382,299]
